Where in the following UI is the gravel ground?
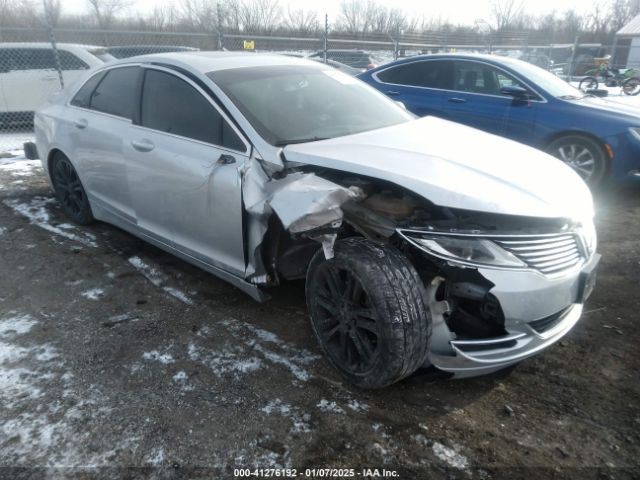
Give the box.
[0,155,639,480]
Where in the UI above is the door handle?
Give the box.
[386,90,400,96]
[73,118,87,129]
[131,139,155,153]
[218,153,236,165]
[448,97,467,103]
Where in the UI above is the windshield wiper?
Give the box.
[275,136,329,146]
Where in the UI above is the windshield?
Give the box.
[208,65,413,146]
[507,59,584,98]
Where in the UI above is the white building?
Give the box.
[614,14,640,67]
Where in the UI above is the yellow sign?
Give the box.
[243,40,255,50]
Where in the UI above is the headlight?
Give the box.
[406,234,526,268]
[629,127,640,142]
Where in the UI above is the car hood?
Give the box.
[283,116,593,220]
[573,95,640,120]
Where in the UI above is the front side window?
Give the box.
[140,69,245,151]
[209,65,413,146]
[376,60,453,89]
[89,66,140,119]
[453,61,531,97]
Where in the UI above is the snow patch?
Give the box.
[172,371,188,382]
[432,442,469,470]
[3,197,98,248]
[347,399,369,412]
[187,342,263,376]
[261,399,311,433]
[142,350,175,365]
[220,319,319,383]
[128,256,193,305]
[80,288,104,300]
[316,399,345,414]
[0,313,36,337]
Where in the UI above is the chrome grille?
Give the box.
[493,234,584,275]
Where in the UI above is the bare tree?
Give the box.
[283,6,319,34]
[490,0,525,30]
[338,0,380,35]
[180,0,217,32]
[610,0,640,32]
[86,0,130,29]
[42,0,62,27]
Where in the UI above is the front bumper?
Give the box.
[427,253,600,378]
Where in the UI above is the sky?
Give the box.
[59,0,597,26]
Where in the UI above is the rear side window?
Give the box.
[140,69,245,151]
[377,60,453,89]
[58,50,90,70]
[70,71,105,108]
[89,66,140,119]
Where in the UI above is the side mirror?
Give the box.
[500,85,529,98]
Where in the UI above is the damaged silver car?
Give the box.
[33,52,600,388]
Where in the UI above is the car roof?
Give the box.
[375,52,531,69]
[120,51,324,73]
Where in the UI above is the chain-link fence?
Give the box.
[0,25,634,153]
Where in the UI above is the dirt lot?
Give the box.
[0,156,638,480]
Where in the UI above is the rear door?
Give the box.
[373,59,453,117]
[126,66,248,276]
[68,66,140,224]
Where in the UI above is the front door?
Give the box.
[126,67,249,276]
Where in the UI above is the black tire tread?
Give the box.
[306,237,431,389]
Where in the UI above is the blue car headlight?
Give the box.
[628,127,640,142]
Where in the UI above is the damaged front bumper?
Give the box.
[426,252,601,378]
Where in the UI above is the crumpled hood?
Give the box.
[284,116,593,220]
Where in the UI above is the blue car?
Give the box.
[358,54,640,186]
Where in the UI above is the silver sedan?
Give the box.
[34,52,600,388]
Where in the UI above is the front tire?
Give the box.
[50,152,94,225]
[306,238,431,389]
[546,135,607,186]
[578,76,598,92]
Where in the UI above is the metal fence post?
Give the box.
[569,35,579,80]
[216,2,224,50]
[43,3,64,90]
[323,14,328,64]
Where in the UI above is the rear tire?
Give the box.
[546,135,607,187]
[622,77,640,96]
[306,237,431,389]
[50,152,94,225]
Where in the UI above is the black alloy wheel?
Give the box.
[50,153,94,225]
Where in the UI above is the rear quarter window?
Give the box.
[377,60,453,89]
